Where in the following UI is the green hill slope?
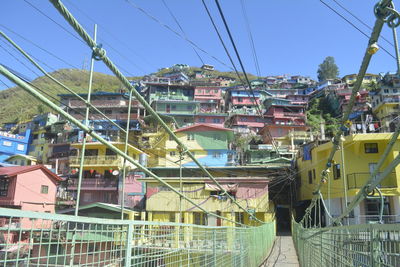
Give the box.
[0,69,139,124]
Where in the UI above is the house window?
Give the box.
[213,152,222,158]
[105,148,117,156]
[104,109,112,114]
[187,133,195,141]
[193,212,205,225]
[312,169,316,180]
[213,134,220,140]
[171,105,177,110]
[187,105,193,110]
[333,164,341,180]
[308,170,313,184]
[214,90,218,93]
[394,89,398,93]
[213,118,221,123]
[17,144,25,151]
[2,141,12,147]
[0,179,9,196]
[365,143,378,153]
[238,97,243,102]
[41,185,49,194]
[198,118,206,123]
[384,89,389,93]
[170,151,176,157]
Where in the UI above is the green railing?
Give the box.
[0,208,275,266]
[292,219,400,267]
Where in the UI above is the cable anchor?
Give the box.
[92,43,106,61]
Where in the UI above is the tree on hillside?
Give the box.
[317,56,339,82]
[306,98,339,137]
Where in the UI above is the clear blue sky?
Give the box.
[0,0,398,90]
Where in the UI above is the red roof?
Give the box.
[175,123,232,133]
[0,165,62,182]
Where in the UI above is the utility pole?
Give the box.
[340,135,348,224]
[75,24,97,216]
[120,89,133,220]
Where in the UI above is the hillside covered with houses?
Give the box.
[0,62,399,229]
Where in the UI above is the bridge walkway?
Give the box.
[260,233,299,267]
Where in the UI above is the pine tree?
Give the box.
[317,56,339,82]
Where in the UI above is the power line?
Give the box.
[319,0,396,60]
[22,0,85,45]
[161,0,205,65]
[200,0,246,85]
[123,0,234,70]
[0,24,80,69]
[331,0,394,47]
[64,0,156,72]
[240,0,261,78]
[213,0,280,155]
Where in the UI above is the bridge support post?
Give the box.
[212,229,217,267]
[125,224,134,267]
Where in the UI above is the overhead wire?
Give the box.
[331,0,394,47]
[213,0,280,156]
[240,0,261,78]
[1,64,251,227]
[123,0,234,71]
[319,0,396,60]
[161,0,205,65]
[35,0,266,224]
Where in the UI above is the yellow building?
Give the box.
[29,128,50,163]
[297,133,400,224]
[342,73,378,86]
[140,177,274,227]
[68,141,146,205]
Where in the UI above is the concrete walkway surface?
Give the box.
[260,234,300,267]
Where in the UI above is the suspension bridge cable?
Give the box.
[319,0,396,60]
[214,0,280,156]
[0,64,249,227]
[21,1,137,77]
[0,30,128,133]
[47,0,264,224]
[161,0,205,65]
[300,0,398,225]
[123,0,234,71]
[332,0,394,47]
[0,24,79,69]
[240,0,261,78]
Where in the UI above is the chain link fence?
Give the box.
[0,208,275,266]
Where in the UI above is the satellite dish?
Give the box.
[112,170,120,176]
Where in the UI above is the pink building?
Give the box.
[0,165,61,240]
[227,114,265,133]
[194,114,228,127]
[0,165,61,213]
[194,86,224,113]
[262,98,309,142]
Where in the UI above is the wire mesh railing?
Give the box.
[292,219,400,267]
[0,208,275,266]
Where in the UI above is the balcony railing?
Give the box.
[69,155,120,166]
[347,172,397,189]
[68,178,118,189]
[341,215,400,225]
[69,99,131,108]
[282,112,305,117]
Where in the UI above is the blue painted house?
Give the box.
[0,129,31,162]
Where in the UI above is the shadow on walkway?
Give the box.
[260,233,299,267]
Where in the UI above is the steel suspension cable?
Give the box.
[0,64,249,227]
[0,30,129,134]
[301,0,399,224]
[48,0,263,224]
